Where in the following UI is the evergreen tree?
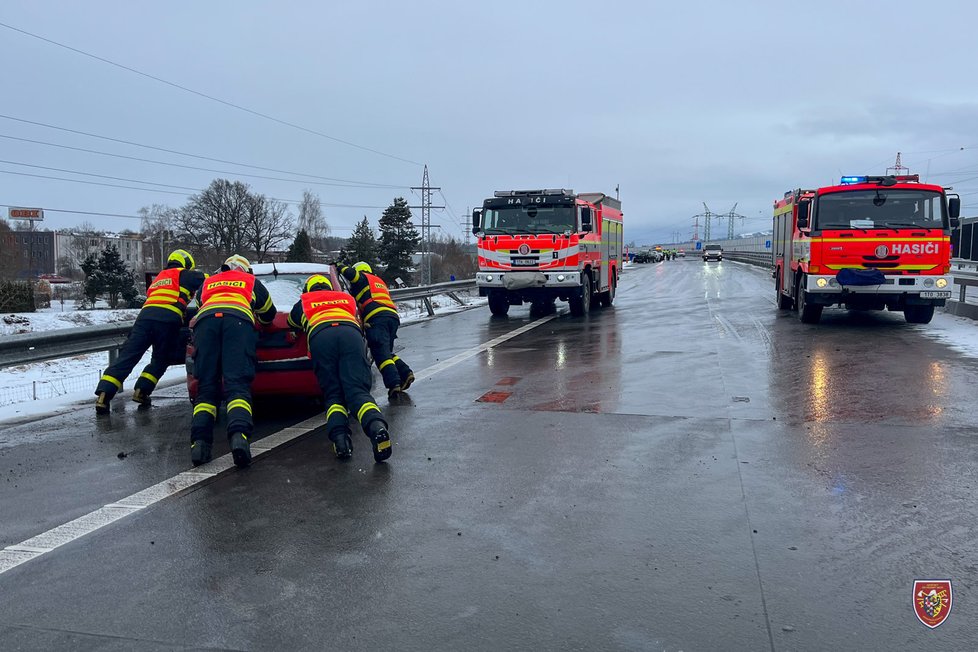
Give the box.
[339,217,378,267]
[80,252,100,308]
[81,246,137,309]
[377,197,420,285]
[286,229,314,262]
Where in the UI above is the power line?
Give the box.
[0,21,422,166]
[0,168,192,196]
[0,114,404,187]
[0,168,389,209]
[0,159,203,191]
[0,133,407,189]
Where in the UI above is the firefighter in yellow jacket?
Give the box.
[287,274,392,463]
[189,255,276,468]
[94,249,205,414]
[338,261,414,397]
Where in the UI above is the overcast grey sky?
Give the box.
[2,0,977,245]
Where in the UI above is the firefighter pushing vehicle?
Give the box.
[472,189,623,317]
[773,174,960,324]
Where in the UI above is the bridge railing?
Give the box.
[0,280,479,370]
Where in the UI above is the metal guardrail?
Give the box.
[0,280,480,370]
[722,251,771,267]
[390,279,477,302]
[0,322,132,369]
[391,278,479,318]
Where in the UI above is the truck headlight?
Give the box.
[923,278,934,287]
[936,278,948,288]
[816,278,828,288]
[557,274,565,282]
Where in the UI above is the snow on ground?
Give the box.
[0,292,486,423]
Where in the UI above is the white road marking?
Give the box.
[0,314,557,576]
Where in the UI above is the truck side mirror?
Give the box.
[948,195,961,220]
[580,207,593,233]
[797,200,811,229]
[472,209,483,235]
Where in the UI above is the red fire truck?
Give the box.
[773,174,960,324]
[472,189,623,316]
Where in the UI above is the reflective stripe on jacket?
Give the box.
[142,268,189,318]
[355,272,398,322]
[299,290,361,339]
[197,270,258,323]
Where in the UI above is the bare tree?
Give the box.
[56,222,107,280]
[175,179,251,260]
[139,203,179,270]
[430,234,477,282]
[244,194,293,263]
[297,190,330,252]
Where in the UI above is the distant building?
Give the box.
[53,232,144,275]
[1,230,56,278]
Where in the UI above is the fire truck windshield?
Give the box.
[815,190,947,230]
[481,206,577,234]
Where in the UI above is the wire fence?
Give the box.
[0,370,99,407]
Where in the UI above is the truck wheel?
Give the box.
[597,274,616,308]
[904,305,935,324]
[796,278,822,324]
[569,275,592,316]
[488,291,510,316]
[776,269,792,309]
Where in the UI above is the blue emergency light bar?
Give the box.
[840,176,868,185]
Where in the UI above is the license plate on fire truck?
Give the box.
[920,291,951,298]
[511,258,537,266]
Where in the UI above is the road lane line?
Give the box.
[0,314,557,576]
[413,314,557,382]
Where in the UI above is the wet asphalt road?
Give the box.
[2,259,978,651]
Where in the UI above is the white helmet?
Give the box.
[222,254,252,273]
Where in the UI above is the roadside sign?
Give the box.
[765,240,772,249]
[695,241,702,250]
[8,207,43,221]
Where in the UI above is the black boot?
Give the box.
[367,422,392,463]
[95,391,111,415]
[229,433,252,468]
[191,440,212,466]
[132,388,152,408]
[399,371,415,392]
[330,431,353,460]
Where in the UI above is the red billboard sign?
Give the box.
[8,207,44,220]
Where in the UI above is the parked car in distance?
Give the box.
[186,262,348,401]
[703,244,723,262]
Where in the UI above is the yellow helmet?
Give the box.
[167,249,195,270]
[353,261,372,274]
[222,254,252,273]
[304,274,332,293]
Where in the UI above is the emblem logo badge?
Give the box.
[518,244,530,255]
[913,580,952,628]
[875,244,889,258]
